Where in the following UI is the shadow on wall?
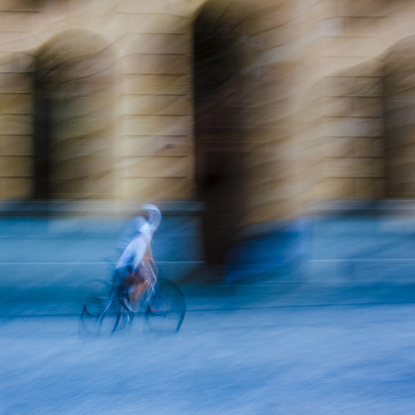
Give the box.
[224,218,311,286]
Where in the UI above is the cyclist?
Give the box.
[113,204,162,311]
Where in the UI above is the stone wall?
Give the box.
[2,0,415,237]
[0,0,201,201]
[312,0,415,200]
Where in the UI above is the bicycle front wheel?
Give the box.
[145,278,186,333]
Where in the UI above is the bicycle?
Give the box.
[79,275,186,337]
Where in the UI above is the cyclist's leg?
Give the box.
[121,270,150,311]
[131,261,157,303]
[150,279,171,313]
[129,278,150,305]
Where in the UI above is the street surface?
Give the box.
[1,300,415,414]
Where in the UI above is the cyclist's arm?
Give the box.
[115,238,139,276]
[115,216,146,252]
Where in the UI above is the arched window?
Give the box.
[33,29,115,200]
[383,36,415,198]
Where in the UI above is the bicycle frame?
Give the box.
[79,276,186,337]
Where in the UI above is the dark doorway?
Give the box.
[33,64,54,200]
[193,5,246,264]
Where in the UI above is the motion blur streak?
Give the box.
[1,0,415,413]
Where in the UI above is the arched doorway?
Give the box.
[193,2,248,264]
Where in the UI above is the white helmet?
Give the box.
[141,204,162,233]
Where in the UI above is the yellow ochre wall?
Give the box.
[1,0,415,229]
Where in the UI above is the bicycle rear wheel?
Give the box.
[145,278,186,333]
[79,295,121,337]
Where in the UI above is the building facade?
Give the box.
[1,0,415,263]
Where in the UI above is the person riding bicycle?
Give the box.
[113,204,162,312]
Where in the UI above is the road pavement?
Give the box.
[1,298,415,414]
